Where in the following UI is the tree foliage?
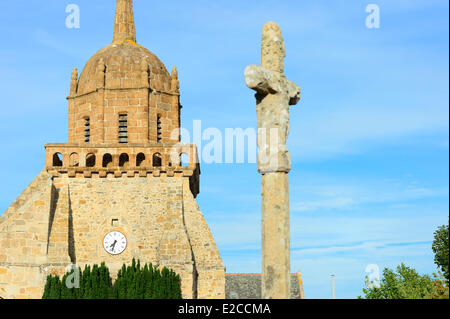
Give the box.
[430,272,450,299]
[112,258,181,299]
[360,263,436,299]
[360,223,449,299]
[432,224,449,282]
[42,259,181,299]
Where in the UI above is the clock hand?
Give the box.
[110,240,117,251]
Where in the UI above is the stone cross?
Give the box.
[244,22,301,299]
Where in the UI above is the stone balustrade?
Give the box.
[45,142,199,179]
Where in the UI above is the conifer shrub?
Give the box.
[42,259,181,299]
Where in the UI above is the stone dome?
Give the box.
[77,41,171,95]
[67,0,182,145]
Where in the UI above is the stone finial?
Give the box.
[171,65,178,79]
[171,66,180,94]
[113,0,136,43]
[140,60,149,88]
[70,68,78,96]
[261,22,285,73]
[96,59,106,89]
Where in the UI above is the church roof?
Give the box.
[225,273,302,299]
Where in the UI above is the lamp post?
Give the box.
[331,274,335,299]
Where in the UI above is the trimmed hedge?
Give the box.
[42,259,181,299]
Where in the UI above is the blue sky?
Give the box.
[0,0,448,298]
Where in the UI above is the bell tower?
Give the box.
[0,0,225,299]
[61,0,189,179]
[68,0,181,146]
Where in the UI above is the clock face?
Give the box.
[103,231,127,255]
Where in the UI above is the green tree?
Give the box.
[42,275,52,299]
[360,263,436,299]
[80,265,91,299]
[360,224,450,299]
[432,224,449,282]
[42,259,181,299]
[43,275,62,300]
[431,272,450,299]
[60,272,73,299]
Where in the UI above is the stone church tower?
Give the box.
[0,0,225,299]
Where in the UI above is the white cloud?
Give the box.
[293,197,355,212]
[291,240,431,256]
[290,104,449,160]
[291,175,449,213]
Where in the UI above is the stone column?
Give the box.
[244,22,301,299]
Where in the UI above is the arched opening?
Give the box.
[152,153,162,167]
[102,153,113,168]
[53,153,63,167]
[69,153,79,167]
[136,153,146,167]
[119,153,129,167]
[180,153,189,167]
[86,153,96,167]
